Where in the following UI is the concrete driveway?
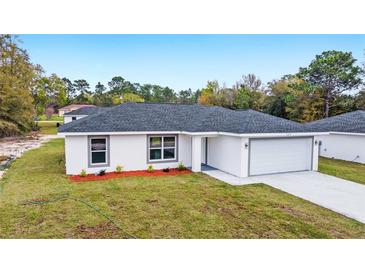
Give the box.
[203,170,365,224]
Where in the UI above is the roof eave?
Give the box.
[57,131,328,137]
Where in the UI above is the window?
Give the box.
[148,135,177,162]
[72,117,77,121]
[89,137,108,166]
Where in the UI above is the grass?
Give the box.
[36,121,62,135]
[319,156,365,185]
[37,114,63,121]
[1,139,365,239]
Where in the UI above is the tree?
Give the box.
[149,85,176,103]
[107,76,137,95]
[122,93,145,103]
[62,77,76,102]
[0,35,41,135]
[354,89,365,110]
[330,94,356,116]
[92,82,108,106]
[297,50,363,117]
[233,87,250,109]
[264,77,324,122]
[108,76,125,95]
[139,84,153,101]
[240,74,262,91]
[264,80,291,118]
[74,79,90,94]
[233,74,266,110]
[95,82,106,94]
[178,89,193,103]
[34,74,67,115]
[73,79,92,103]
[198,81,220,106]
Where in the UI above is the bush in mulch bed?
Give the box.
[70,168,192,183]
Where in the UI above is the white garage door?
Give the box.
[249,137,312,176]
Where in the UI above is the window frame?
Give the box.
[88,136,110,167]
[147,135,178,163]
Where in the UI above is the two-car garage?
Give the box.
[205,135,318,178]
[248,137,314,176]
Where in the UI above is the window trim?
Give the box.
[147,134,178,164]
[88,136,110,167]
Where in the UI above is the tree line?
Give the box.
[198,51,364,122]
[0,34,364,138]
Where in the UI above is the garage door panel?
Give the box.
[249,138,312,176]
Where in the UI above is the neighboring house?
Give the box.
[64,107,111,124]
[58,104,96,116]
[305,110,365,164]
[58,103,323,176]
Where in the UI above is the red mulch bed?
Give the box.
[70,168,192,183]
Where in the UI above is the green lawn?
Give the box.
[1,139,365,239]
[36,121,62,135]
[37,114,63,121]
[319,157,365,185]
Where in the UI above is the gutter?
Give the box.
[57,131,329,138]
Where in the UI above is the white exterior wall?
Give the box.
[207,135,243,177]
[241,137,250,177]
[312,136,320,171]
[65,135,89,175]
[201,137,206,164]
[64,132,320,177]
[319,134,365,164]
[64,115,87,124]
[64,134,192,175]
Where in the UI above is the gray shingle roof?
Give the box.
[305,110,365,133]
[64,106,111,116]
[59,103,307,134]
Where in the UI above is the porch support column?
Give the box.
[191,136,202,172]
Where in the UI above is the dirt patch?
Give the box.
[0,133,60,179]
[0,133,57,158]
[70,168,192,183]
[76,221,122,239]
[276,204,314,220]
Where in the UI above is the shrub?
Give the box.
[178,162,186,171]
[116,165,123,173]
[162,167,170,173]
[0,120,21,138]
[147,165,154,173]
[31,122,40,131]
[80,169,87,177]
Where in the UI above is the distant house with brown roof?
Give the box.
[58,104,96,116]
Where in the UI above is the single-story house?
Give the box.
[305,110,365,164]
[58,104,96,116]
[58,103,323,176]
[64,107,111,124]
